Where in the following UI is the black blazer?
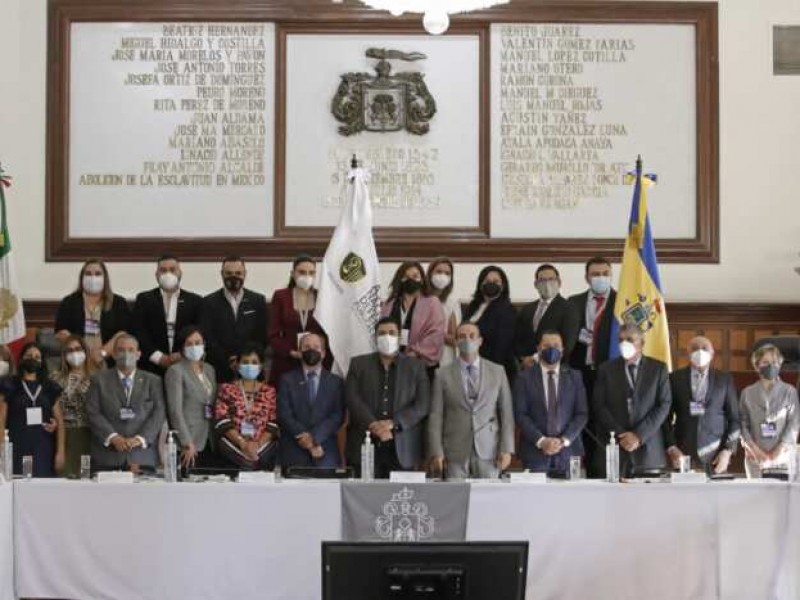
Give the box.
[592,356,671,475]
[662,367,741,465]
[200,288,268,382]
[131,287,204,375]
[513,295,579,361]
[567,289,617,370]
[54,291,131,343]
[345,353,430,469]
[463,298,517,382]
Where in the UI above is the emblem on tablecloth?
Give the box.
[331,48,437,136]
[375,486,435,541]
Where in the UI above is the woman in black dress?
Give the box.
[0,342,65,477]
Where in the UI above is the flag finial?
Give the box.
[636,154,642,175]
[351,154,358,169]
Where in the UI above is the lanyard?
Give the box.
[22,381,42,407]
[239,382,257,415]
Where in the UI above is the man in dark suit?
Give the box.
[567,256,617,476]
[200,256,268,382]
[513,331,588,475]
[131,254,203,376]
[345,316,430,478]
[513,264,579,370]
[663,336,740,474]
[592,324,671,477]
[277,333,345,469]
[85,334,166,472]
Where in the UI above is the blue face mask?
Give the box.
[540,346,562,365]
[239,363,261,381]
[590,276,611,295]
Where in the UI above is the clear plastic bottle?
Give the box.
[360,433,374,481]
[165,431,178,483]
[606,431,620,483]
[2,430,11,481]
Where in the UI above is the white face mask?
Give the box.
[0,360,9,377]
[82,274,104,294]
[430,273,451,290]
[589,276,611,296]
[184,344,205,362]
[295,275,314,290]
[690,349,712,369]
[66,351,86,368]
[158,272,180,291]
[376,334,400,356]
[619,340,638,361]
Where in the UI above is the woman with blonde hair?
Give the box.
[50,335,95,477]
[740,344,800,478]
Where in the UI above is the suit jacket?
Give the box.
[513,295,579,361]
[663,367,740,465]
[513,364,587,472]
[267,287,331,386]
[86,368,166,468]
[463,298,518,382]
[381,295,446,366]
[345,353,431,469]
[592,356,671,474]
[277,368,345,468]
[567,289,617,370]
[55,291,131,343]
[132,287,204,375]
[164,359,217,451]
[427,359,514,464]
[200,288,268,382]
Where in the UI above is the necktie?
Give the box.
[692,370,706,403]
[626,364,637,417]
[307,371,318,404]
[590,295,605,362]
[532,300,548,333]
[466,364,479,403]
[546,370,558,436]
[122,376,132,399]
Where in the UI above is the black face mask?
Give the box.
[301,349,322,367]
[481,281,501,299]
[400,278,423,295]
[20,358,42,375]
[223,276,244,292]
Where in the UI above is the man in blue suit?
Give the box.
[513,330,588,475]
[277,333,345,468]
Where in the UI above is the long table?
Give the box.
[0,482,12,600]
[9,479,800,600]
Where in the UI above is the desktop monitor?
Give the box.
[322,541,528,600]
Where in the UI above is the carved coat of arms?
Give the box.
[331,48,437,136]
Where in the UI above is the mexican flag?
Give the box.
[0,165,26,357]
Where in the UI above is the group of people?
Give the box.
[0,253,797,480]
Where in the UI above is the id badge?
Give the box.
[26,407,43,426]
[240,420,256,437]
[761,421,778,438]
[203,403,213,420]
[401,329,410,347]
[689,401,705,417]
[119,407,136,421]
[578,328,593,345]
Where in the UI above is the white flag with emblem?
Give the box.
[315,165,381,377]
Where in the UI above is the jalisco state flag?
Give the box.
[0,165,26,355]
[608,157,672,370]
[315,163,381,376]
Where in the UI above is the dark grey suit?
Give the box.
[663,367,740,468]
[345,353,430,470]
[592,356,671,476]
[86,369,166,469]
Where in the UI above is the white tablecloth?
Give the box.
[0,482,13,600]
[12,479,800,600]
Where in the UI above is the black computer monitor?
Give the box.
[322,541,528,600]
